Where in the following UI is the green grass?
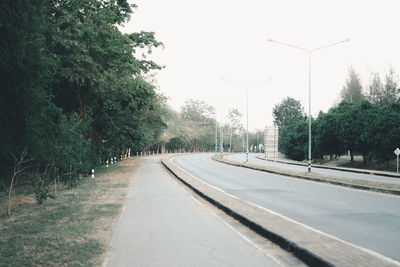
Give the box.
[0,162,135,267]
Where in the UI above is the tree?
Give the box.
[367,68,399,106]
[272,97,305,128]
[340,67,364,103]
[0,0,167,191]
[227,108,243,152]
[180,99,216,152]
[312,111,344,160]
[279,118,308,161]
[368,100,400,165]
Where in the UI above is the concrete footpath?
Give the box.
[104,156,287,266]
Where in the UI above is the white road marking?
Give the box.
[327,199,350,206]
[210,212,284,267]
[190,195,202,205]
[170,155,400,266]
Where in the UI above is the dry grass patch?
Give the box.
[0,158,140,266]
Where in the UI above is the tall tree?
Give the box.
[272,97,304,128]
[180,99,216,152]
[367,68,399,106]
[340,67,364,103]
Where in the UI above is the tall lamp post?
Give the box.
[221,78,271,163]
[268,38,350,172]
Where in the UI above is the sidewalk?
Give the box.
[104,156,283,267]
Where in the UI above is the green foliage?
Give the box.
[0,0,166,188]
[273,97,305,128]
[34,179,55,205]
[279,118,308,161]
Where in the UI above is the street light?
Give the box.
[268,38,350,172]
[221,78,272,163]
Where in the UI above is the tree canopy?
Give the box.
[0,0,167,188]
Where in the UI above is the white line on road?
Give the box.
[327,199,350,206]
[190,195,202,205]
[170,155,400,267]
[210,212,284,267]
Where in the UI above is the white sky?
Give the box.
[122,0,400,131]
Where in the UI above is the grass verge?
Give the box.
[0,159,138,266]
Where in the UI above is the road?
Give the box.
[226,153,400,184]
[105,156,298,266]
[173,153,400,262]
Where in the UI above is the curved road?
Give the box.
[226,153,400,184]
[173,153,400,262]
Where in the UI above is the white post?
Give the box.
[91,169,94,179]
[106,160,109,168]
[394,148,400,173]
[246,87,249,162]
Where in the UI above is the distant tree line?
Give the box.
[160,99,245,153]
[274,67,400,166]
[0,1,167,191]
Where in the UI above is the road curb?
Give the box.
[215,157,400,196]
[255,155,400,179]
[161,156,331,267]
[161,155,399,267]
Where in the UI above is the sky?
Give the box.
[122,0,400,131]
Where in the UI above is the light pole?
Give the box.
[221,78,272,162]
[268,38,350,172]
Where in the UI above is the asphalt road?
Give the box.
[105,156,287,266]
[226,153,400,184]
[173,153,400,262]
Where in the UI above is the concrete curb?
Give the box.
[216,157,400,196]
[162,155,399,267]
[255,155,400,179]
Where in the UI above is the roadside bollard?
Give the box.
[106,160,109,168]
[91,169,94,179]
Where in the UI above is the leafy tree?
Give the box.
[180,99,216,152]
[340,67,364,103]
[368,100,400,165]
[272,97,305,128]
[0,0,167,192]
[312,110,344,160]
[279,118,308,161]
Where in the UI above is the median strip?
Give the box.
[162,155,400,267]
[213,156,400,196]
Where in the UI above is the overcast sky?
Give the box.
[123,0,400,131]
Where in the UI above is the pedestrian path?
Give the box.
[105,156,283,267]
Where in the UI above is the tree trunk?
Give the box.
[350,150,354,163]
[7,173,16,216]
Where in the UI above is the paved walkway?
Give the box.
[105,156,282,266]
